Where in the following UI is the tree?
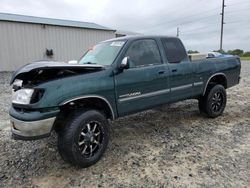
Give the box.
[227,49,244,56]
[187,50,199,54]
[242,51,250,57]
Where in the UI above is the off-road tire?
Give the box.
[57,109,110,168]
[199,84,227,118]
[198,97,206,114]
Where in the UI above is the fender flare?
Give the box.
[60,95,115,120]
[203,73,227,95]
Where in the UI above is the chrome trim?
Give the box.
[203,73,227,95]
[171,84,193,92]
[118,88,170,103]
[10,116,56,137]
[193,81,204,87]
[119,92,141,98]
[60,95,115,120]
[118,82,204,103]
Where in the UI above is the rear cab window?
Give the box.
[161,38,187,63]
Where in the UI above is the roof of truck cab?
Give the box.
[104,35,179,42]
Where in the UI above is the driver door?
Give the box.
[114,39,170,116]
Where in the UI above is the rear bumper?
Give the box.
[10,116,56,140]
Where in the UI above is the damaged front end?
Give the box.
[10,61,105,140]
[10,61,104,86]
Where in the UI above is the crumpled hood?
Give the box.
[10,61,104,85]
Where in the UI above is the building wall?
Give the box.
[0,21,115,71]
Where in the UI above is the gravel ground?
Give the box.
[0,61,249,188]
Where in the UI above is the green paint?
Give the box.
[10,36,241,121]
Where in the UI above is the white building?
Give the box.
[0,13,115,71]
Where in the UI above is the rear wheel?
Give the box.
[58,109,110,168]
[199,84,227,118]
[198,97,206,114]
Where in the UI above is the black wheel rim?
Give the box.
[211,91,223,112]
[78,121,103,158]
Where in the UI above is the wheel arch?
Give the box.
[203,73,227,95]
[59,95,115,120]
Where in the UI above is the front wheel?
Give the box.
[199,84,227,118]
[57,109,110,168]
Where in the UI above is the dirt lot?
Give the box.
[0,61,249,188]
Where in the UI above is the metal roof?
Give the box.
[0,12,115,31]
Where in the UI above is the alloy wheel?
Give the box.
[211,92,223,112]
[78,121,103,158]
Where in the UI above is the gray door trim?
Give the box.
[118,88,170,103]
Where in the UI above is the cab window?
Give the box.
[161,38,187,63]
[125,39,162,68]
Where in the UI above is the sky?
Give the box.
[0,0,249,52]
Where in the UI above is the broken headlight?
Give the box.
[12,89,34,104]
[12,79,23,88]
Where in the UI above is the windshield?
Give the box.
[78,40,126,65]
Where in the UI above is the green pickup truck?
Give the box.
[10,36,241,167]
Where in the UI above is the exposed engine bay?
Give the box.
[10,61,105,87]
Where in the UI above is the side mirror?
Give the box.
[68,60,78,64]
[120,57,130,70]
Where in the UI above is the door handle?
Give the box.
[158,71,165,74]
[172,69,177,72]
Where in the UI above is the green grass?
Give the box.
[240,56,250,60]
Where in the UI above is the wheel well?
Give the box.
[204,74,227,95]
[53,97,114,132]
[60,98,114,119]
